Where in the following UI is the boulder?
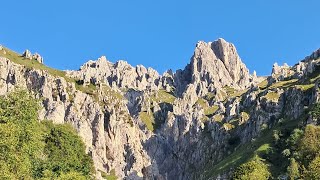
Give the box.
[22,49,32,59]
[32,53,44,64]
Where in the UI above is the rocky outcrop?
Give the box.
[66,56,161,91]
[22,49,44,63]
[32,53,44,63]
[22,49,32,59]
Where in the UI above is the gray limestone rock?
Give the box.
[1,39,319,180]
[22,49,32,59]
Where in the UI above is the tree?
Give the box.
[42,121,94,178]
[310,103,320,121]
[305,156,320,180]
[0,91,95,179]
[298,125,320,164]
[0,91,43,179]
[287,158,300,180]
[233,156,271,180]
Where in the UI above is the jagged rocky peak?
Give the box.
[268,49,320,85]
[183,38,253,96]
[66,56,161,91]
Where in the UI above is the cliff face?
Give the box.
[0,40,319,179]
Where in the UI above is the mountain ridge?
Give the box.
[0,39,319,179]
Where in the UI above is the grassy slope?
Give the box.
[1,47,70,79]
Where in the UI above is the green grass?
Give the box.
[224,86,237,95]
[213,114,224,123]
[1,47,73,81]
[101,85,124,100]
[196,98,219,116]
[203,128,273,178]
[100,169,117,180]
[269,79,298,89]
[205,105,219,116]
[141,90,175,131]
[295,84,315,91]
[204,92,215,101]
[139,112,155,132]
[150,90,175,104]
[223,86,248,98]
[240,112,250,123]
[264,92,281,102]
[258,80,269,89]
[223,123,235,131]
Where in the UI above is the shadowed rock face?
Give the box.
[1,39,319,180]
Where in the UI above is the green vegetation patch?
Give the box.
[223,123,235,131]
[213,114,224,123]
[151,90,175,104]
[203,115,302,179]
[295,84,315,91]
[1,47,73,81]
[264,92,281,102]
[196,98,219,117]
[0,90,94,179]
[100,169,117,180]
[240,112,250,124]
[223,86,248,98]
[269,79,298,89]
[258,80,269,89]
[139,112,155,132]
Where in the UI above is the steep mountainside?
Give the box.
[0,40,319,179]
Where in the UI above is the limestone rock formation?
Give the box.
[22,49,44,63]
[176,38,252,97]
[22,49,32,59]
[0,39,319,180]
[32,53,44,63]
[66,56,161,91]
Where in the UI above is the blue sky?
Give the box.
[1,1,320,75]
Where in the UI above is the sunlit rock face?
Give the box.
[1,39,319,179]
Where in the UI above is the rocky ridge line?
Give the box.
[0,41,319,180]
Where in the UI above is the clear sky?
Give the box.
[1,1,320,75]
